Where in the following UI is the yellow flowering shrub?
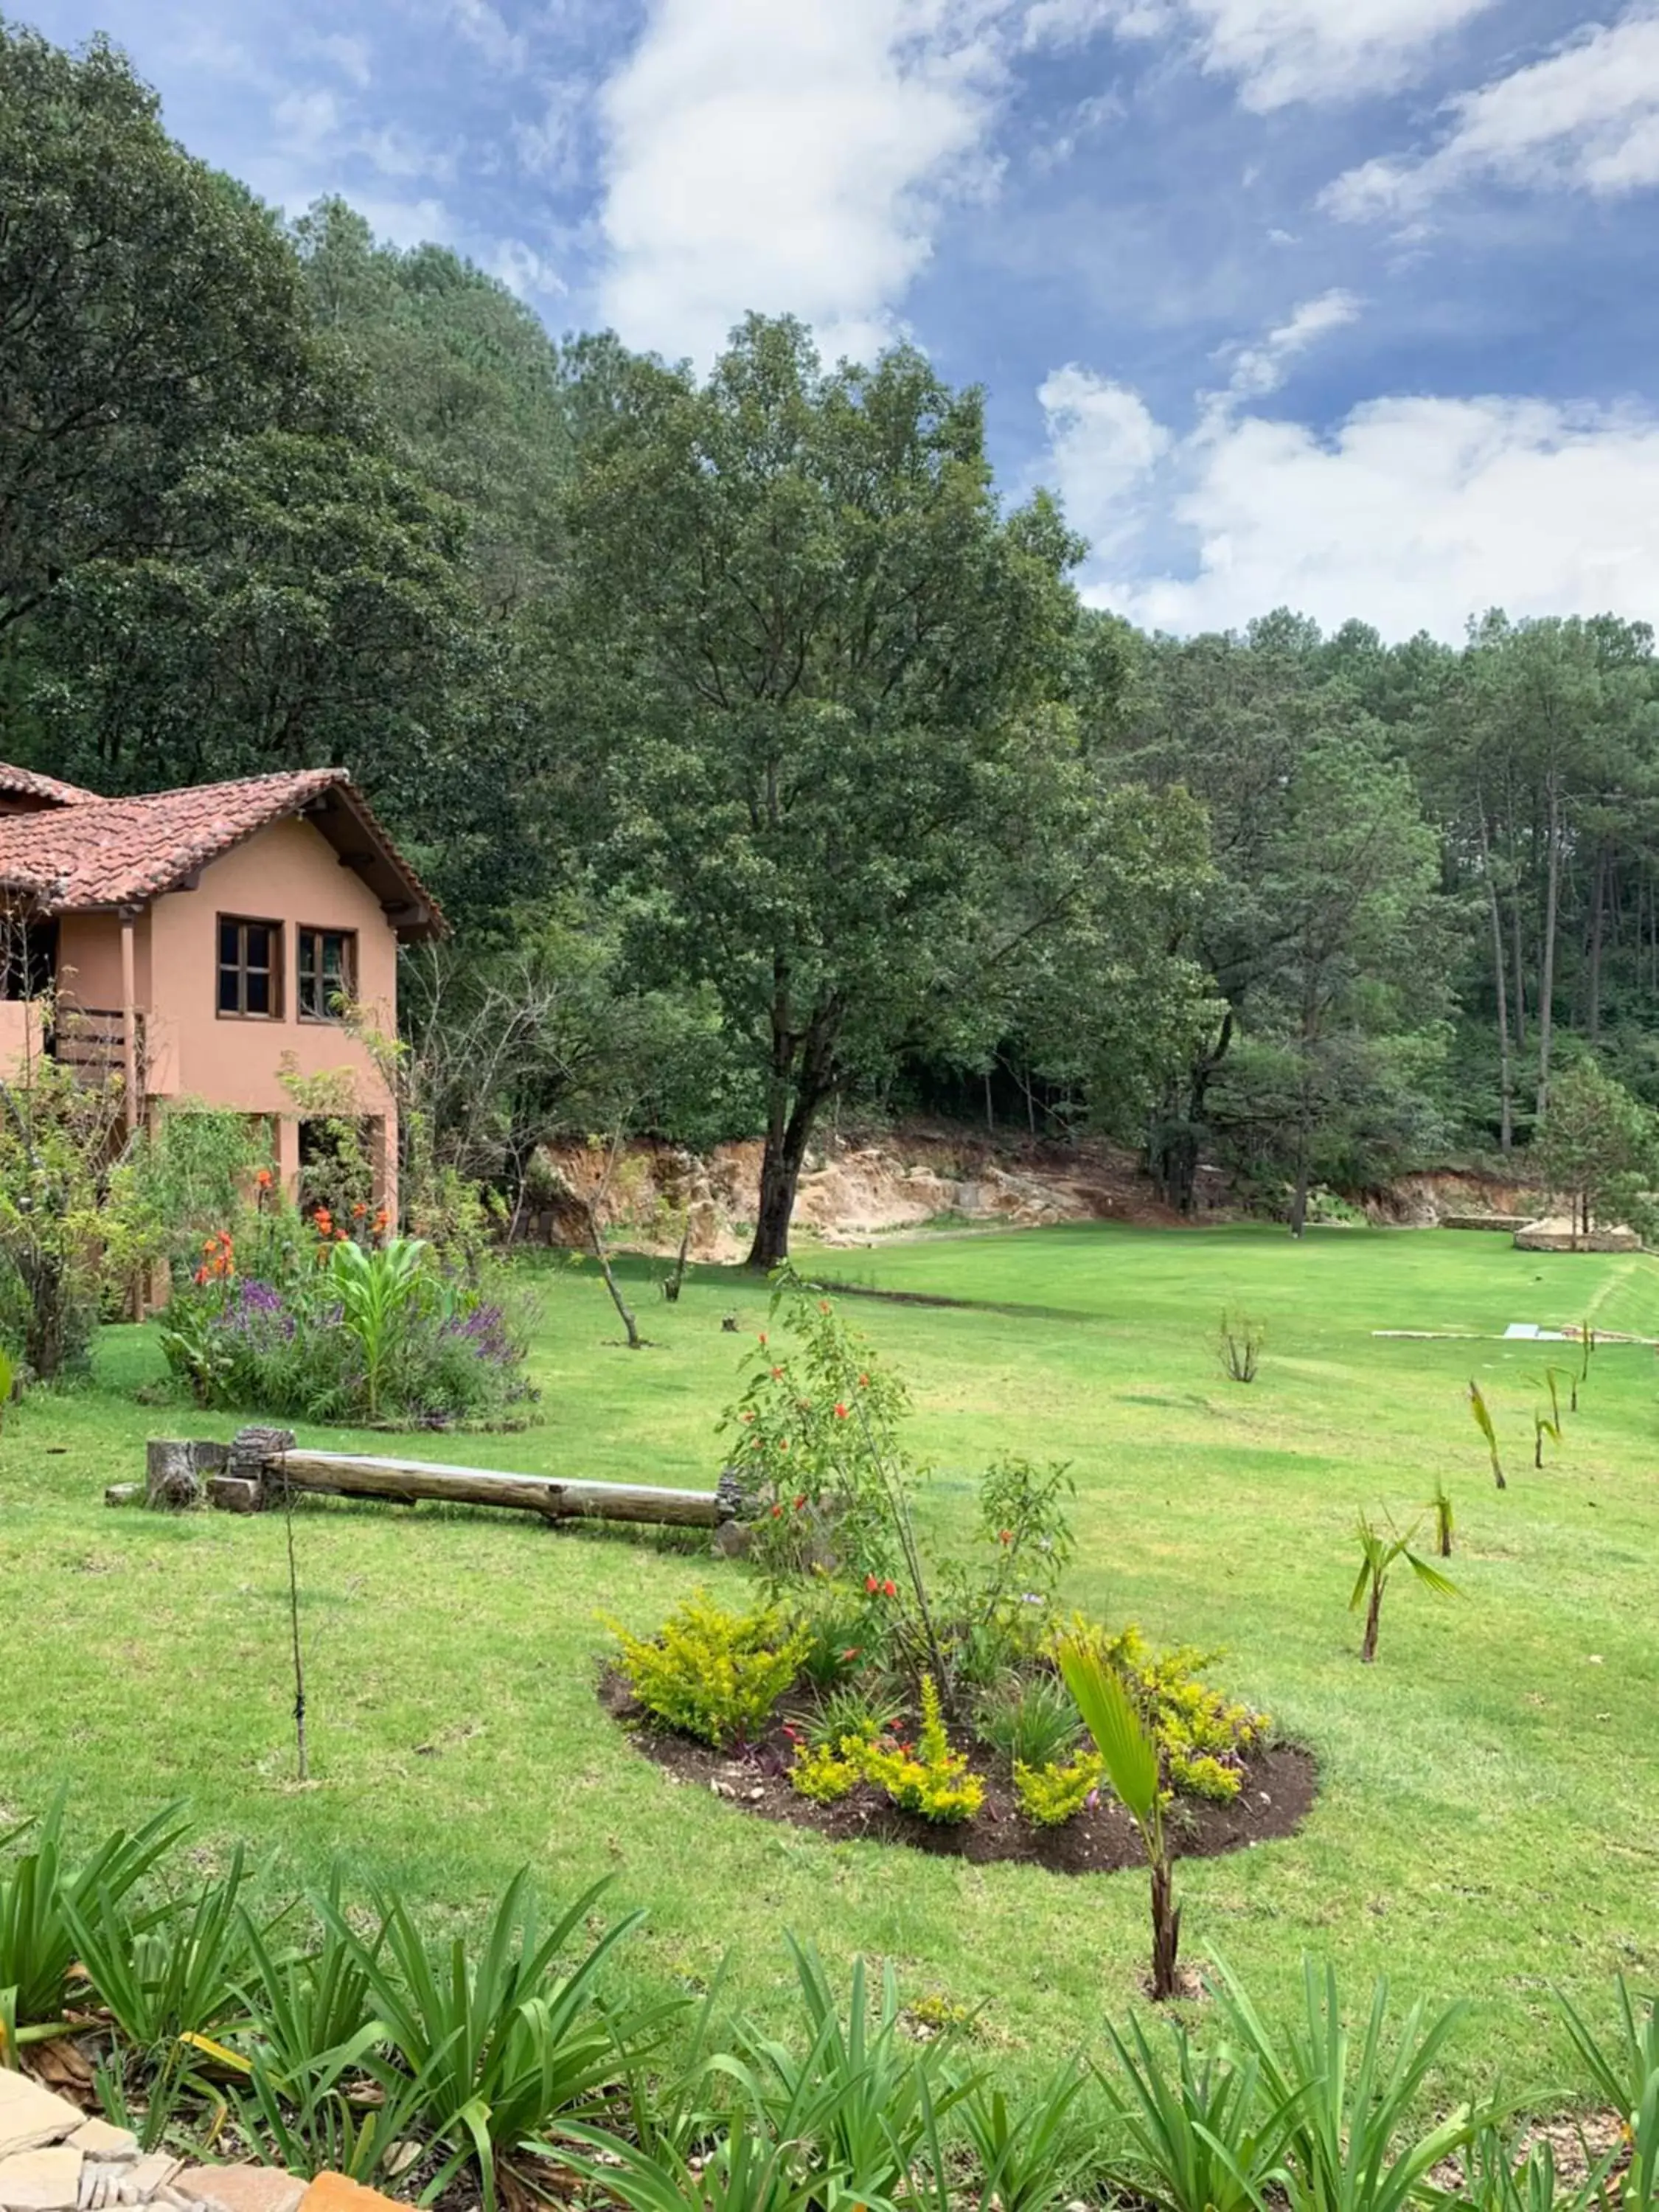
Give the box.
[1012,1750,1103,1827]
[860,1676,984,1825]
[610,1593,809,1748]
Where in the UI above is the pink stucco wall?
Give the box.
[145,814,397,1119]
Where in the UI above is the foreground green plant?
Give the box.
[1349,1513,1459,1663]
[0,1796,185,2047]
[1207,1953,1478,2212]
[1098,2010,1292,2212]
[1059,1637,1179,1999]
[319,1868,661,2211]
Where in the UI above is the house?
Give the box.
[0,761,444,1208]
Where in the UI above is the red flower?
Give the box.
[793,1494,807,1512]
[866,1574,879,1593]
[834,1402,849,1419]
[352,1201,367,1218]
[998,1528,1013,1545]
[192,1266,208,1287]
[254,1167,273,1189]
[771,1503,782,1518]
[882,1579,897,1599]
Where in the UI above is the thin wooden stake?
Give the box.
[282,1471,308,1782]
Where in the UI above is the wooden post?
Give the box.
[119,915,139,1138]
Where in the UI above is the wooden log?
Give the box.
[270,1448,726,1526]
[206,1475,262,1514]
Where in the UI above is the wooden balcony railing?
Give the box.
[50,1003,145,1090]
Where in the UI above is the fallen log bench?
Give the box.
[116,1430,739,1529]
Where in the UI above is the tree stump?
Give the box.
[229,1425,296,1509]
[145,1440,204,1510]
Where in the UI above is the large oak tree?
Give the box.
[563,316,1209,1265]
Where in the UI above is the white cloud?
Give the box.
[313,33,372,88]
[1329,10,1659,218]
[490,239,567,299]
[1037,365,1170,549]
[445,0,529,72]
[1039,372,1659,639]
[1022,0,1495,107]
[1223,288,1360,397]
[597,0,1006,366]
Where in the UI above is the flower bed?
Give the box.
[159,1197,533,1427]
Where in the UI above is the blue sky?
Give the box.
[24,0,1659,639]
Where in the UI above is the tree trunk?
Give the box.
[747,1088,823,1270]
[1152,1009,1233,1213]
[1360,1578,1382,1663]
[1510,884,1527,1050]
[1478,812,1514,1152]
[584,1204,641,1348]
[1535,771,1562,1125]
[747,998,840,1271]
[1149,1858,1181,2002]
[1587,840,1607,1047]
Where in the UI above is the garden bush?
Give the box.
[610,1593,810,1749]
[158,1195,532,1427]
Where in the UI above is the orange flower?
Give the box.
[866,1574,879,1593]
[834,1402,848,1419]
[882,1579,897,1599]
[193,1266,208,1287]
[254,1168,273,1189]
[352,1201,367,1218]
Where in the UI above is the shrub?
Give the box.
[976,1672,1082,1773]
[158,1200,534,1427]
[1048,1618,1267,1804]
[1013,1752,1104,1828]
[788,1742,863,1804]
[860,1677,984,1825]
[611,1595,808,1749]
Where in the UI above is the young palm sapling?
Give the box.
[1349,1512,1461,1663]
[1467,1379,1505,1489]
[1059,1638,1180,1998]
[1427,1481,1455,1558]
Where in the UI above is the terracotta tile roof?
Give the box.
[0,768,445,938]
[0,759,101,806]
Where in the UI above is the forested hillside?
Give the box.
[6,24,1658,1254]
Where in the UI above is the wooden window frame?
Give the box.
[296,925,358,1024]
[217,915,284,1021]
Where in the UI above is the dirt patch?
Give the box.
[599,1672,1316,1874]
[524,1126,1201,1263]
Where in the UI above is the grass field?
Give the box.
[3,1222,1655,2106]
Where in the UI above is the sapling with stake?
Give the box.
[1467,1379,1505,1489]
[1058,1638,1180,1999]
[1349,1512,1461,1663]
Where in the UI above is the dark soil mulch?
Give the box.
[599,1672,1317,1874]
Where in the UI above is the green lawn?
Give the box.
[2,1223,1655,2104]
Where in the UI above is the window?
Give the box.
[218,917,282,1018]
[297,927,357,1022]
